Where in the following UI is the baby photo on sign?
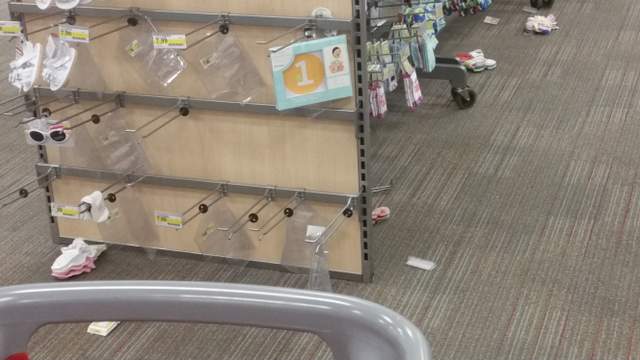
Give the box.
[324,44,348,76]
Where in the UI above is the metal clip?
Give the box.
[27,12,77,36]
[266,22,318,54]
[305,197,354,245]
[179,185,226,229]
[0,168,56,209]
[124,101,190,139]
[91,16,139,42]
[52,95,120,125]
[215,189,273,235]
[101,172,146,203]
[251,192,305,240]
[184,14,230,51]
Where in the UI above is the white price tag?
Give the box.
[154,211,183,229]
[59,24,90,43]
[152,34,187,49]
[0,21,22,36]
[305,225,326,243]
[51,203,82,219]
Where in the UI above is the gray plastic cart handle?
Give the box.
[0,281,431,360]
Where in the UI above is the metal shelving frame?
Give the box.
[8,1,376,282]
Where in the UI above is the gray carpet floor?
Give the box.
[1,0,640,359]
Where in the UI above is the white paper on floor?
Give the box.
[87,321,120,336]
[484,16,500,25]
[406,256,436,271]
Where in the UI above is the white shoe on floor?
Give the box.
[470,49,497,70]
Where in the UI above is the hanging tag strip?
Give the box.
[59,25,90,43]
[154,211,184,229]
[152,34,187,50]
[51,203,82,219]
[0,21,22,36]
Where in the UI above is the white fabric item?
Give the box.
[79,191,110,223]
[55,0,80,10]
[42,35,76,91]
[9,41,41,92]
[35,0,52,10]
[526,14,559,34]
[51,238,106,273]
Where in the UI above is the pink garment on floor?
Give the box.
[51,257,96,279]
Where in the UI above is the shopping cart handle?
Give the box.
[0,281,431,360]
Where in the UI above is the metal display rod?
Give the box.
[8,2,354,31]
[35,163,357,205]
[33,87,357,122]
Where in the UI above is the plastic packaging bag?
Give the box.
[194,34,268,103]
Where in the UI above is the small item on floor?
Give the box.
[87,321,120,336]
[51,238,107,280]
[525,15,559,34]
[483,16,500,25]
[406,256,436,271]
[79,190,110,223]
[455,49,497,73]
[372,206,391,224]
[522,6,539,14]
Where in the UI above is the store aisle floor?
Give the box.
[1,0,639,359]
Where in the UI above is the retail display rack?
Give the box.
[4,0,472,282]
[6,0,374,282]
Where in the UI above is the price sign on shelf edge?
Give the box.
[0,21,22,36]
[59,25,90,43]
[152,34,187,50]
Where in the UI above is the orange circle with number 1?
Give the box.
[283,53,325,95]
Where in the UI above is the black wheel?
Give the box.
[451,88,477,110]
[542,0,554,7]
[530,0,542,9]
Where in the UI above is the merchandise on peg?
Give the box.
[42,35,77,91]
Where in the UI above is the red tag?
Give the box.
[7,353,29,360]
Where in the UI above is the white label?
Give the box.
[0,21,22,36]
[154,211,183,229]
[51,203,81,219]
[126,40,142,57]
[59,24,90,43]
[305,225,326,243]
[152,34,187,49]
[295,60,314,86]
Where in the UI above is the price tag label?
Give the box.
[59,25,90,43]
[51,203,81,219]
[154,211,183,229]
[0,21,22,36]
[126,39,142,57]
[152,34,187,49]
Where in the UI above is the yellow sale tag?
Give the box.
[154,211,183,229]
[59,25,90,43]
[152,34,187,49]
[51,203,81,219]
[0,21,22,36]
